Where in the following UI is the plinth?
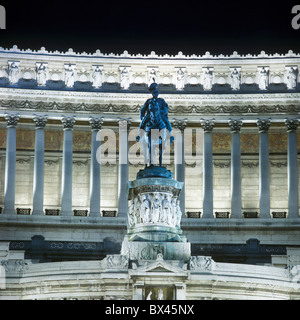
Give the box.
[121,166,191,261]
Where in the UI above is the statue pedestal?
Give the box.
[121,171,191,261]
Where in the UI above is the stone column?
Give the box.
[118,119,131,217]
[173,119,187,215]
[285,119,299,218]
[200,119,215,218]
[89,117,103,217]
[228,120,243,218]
[3,114,19,214]
[257,119,271,218]
[32,115,47,215]
[61,116,76,216]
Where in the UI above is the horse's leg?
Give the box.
[160,128,167,166]
[159,140,162,166]
[148,132,151,166]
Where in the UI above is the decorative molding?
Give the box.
[0,46,299,59]
[285,119,299,132]
[228,119,243,133]
[270,161,287,168]
[213,161,231,168]
[200,119,215,132]
[61,116,76,129]
[16,158,31,165]
[73,159,88,166]
[172,119,188,132]
[257,119,271,133]
[45,159,59,166]
[241,161,259,168]
[33,114,47,128]
[0,260,29,274]
[89,117,103,130]
[4,113,19,127]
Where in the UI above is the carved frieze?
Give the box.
[128,191,182,228]
[189,256,215,272]
[106,254,128,270]
[0,97,299,116]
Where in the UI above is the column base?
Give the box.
[60,211,73,216]
[2,208,15,214]
[32,210,44,215]
[89,212,101,217]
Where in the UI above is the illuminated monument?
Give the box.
[0,46,300,299]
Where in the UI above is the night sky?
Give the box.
[0,0,299,56]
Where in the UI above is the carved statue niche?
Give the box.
[151,193,162,223]
[140,194,151,223]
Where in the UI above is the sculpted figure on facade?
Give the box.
[230,68,241,90]
[171,198,178,226]
[202,68,213,90]
[175,199,182,227]
[258,67,269,90]
[176,68,185,90]
[151,193,161,223]
[64,64,75,87]
[134,196,141,224]
[120,67,130,89]
[161,194,172,224]
[8,61,19,84]
[286,66,297,90]
[140,194,151,223]
[157,289,164,300]
[36,63,47,86]
[128,199,135,227]
[92,66,103,88]
[148,68,158,85]
[146,291,153,300]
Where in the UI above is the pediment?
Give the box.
[129,258,188,278]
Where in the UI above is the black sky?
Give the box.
[0,0,299,55]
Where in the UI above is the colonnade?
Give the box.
[1,114,299,218]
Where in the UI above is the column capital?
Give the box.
[61,116,76,129]
[200,119,215,133]
[33,115,48,128]
[285,119,298,133]
[89,117,103,131]
[228,119,243,133]
[118,118,131,131]
[257,119,271,133]
[173,119,188,132]
[4,114,19,128]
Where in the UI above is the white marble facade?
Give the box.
[0,46,298,91]
[0,46,300,300]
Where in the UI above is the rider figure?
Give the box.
[136,82,174,143]
[136,82,174,166]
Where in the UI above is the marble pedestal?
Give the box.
[121,168,191,261]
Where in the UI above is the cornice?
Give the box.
[1,45,299,60]
[0,100,300,117]
[0,87,299,101]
